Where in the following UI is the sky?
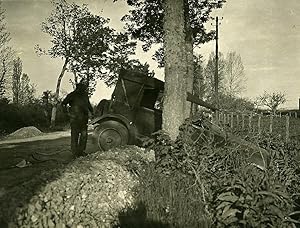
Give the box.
[2,0,300,108]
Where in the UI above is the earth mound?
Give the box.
[0,146,155,227]
[7,126,43,139]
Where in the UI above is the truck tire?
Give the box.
[93,120,129,151]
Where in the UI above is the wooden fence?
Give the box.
[212,111,300,143]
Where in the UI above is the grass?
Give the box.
[118,164,211,228]
[117,115,300,228]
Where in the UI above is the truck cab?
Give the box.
[92,69,164,151]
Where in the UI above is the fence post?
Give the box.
[236,114,240,130]
[221,113,225,126]
[269,115,273,134]
[215,110,219,124]
[227,113,230,125]
[230,112,234,128]
[286,115,290,143]
[249,113,252,132]
[295,112,297,118]
[258,114,262,135]
[242,114,245,130]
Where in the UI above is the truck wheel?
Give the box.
[93,120,129,151]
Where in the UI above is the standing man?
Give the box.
[62,81,93,157]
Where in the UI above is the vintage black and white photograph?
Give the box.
[0,0,300,227]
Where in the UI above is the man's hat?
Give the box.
[76,78,88,91]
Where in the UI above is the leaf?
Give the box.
[284,217,300,224]
[245,195,253,201]
[243,209,251,219]
[273,189,290,200]
[238,219,247,225]
[216,204,230,220]
[269,205,284,219]
[289,211,300,216]
[216,201,232,211]
[226,184,246,193]
[221,208,240,220]
[223,216,239,225]
[217,192,239,203]
[256,191,282,201]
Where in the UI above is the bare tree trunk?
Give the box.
[162,0,187,140]
[0,59,7,97]
[74,71,78,84]
[50,58,68,128]
[184,0,193,118]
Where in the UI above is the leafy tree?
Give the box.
[203,51,246,109]
[223,51,246,96]
[70,29,140,90]
[68,13,114,95]
[204,52,226,101]
[12,58,36,105]
[257,91,286,114]
[12,57,22,104]
[18,73,36,105]
[0,2,13,99]
[120,0,225,139]
[193,55,207,99]
[37,0,118,127]
[36,0,93,127]
[191,55,207,113]
[38,0,142,126]
[121,0,224,66]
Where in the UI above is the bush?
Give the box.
[0,100,69,136]
[137,114,300,227]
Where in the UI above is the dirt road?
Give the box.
[0,130,98,189]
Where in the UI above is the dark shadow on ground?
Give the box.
[113,201,171,228]
[0,135,98,225]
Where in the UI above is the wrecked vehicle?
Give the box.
[91,69,270,170]
[92,69,164,151]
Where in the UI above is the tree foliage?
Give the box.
[12,57,22,104]
[12,57,36,105]
[204,52,226,98]
[38,0,142,125]
[18,73,36,105]
[223,51,246,96]
[192,55,206,99]
[203,51,247,109]
[121,0,225,66]
[36,0,90,60]
[0,2,14,99]
[37,0,146,91]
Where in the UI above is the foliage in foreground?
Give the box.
[135,114,300,227]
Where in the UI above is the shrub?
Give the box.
[137,114,300,227]
[0,100,69,136]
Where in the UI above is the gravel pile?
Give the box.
[1,146,155,228]
[7,126,43,139]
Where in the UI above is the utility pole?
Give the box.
[215,16,219,106]
[212,16,222,108]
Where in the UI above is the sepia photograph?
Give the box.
[0,0,300,227]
